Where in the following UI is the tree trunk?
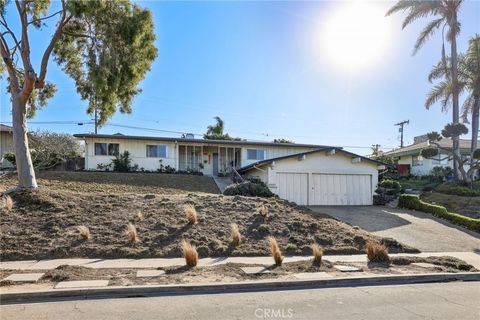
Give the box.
[450,16,461,180]
[12,96,38,189]
[470,95,480,181]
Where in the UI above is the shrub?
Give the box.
[378,179,401,196]
[398,194,480,233]
[182,240,199,267]
[430,166,453,181]
[3,152,15,165]
[76,226,91,240]
[286,243,297,251]
[224,180,274,198]
[366,241,390,263]
[185,204,198,224]
[111,151,138,172]
[231,223,241,246]
[312,243,323,266]
[267,236,283,266]
[436,182,480,197]
[126,223,140,243]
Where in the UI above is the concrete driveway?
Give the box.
[309,206,480,253]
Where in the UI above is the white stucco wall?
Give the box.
[82,137,321,173]
[244,150,379,205]
[84,137,178,171]
[240,146,317,167]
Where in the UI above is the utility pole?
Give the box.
[395,120,409,148]
[94,107,98,134]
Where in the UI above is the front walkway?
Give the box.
[2,252,479,270]
[212,176,233,193]
[310,206,480,253]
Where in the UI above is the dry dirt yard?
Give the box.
[0,172,417,261]
[0,256,475,288]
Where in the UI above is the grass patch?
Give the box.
[126,223,140,243]
[230,223,241,246]
[399,194,480,233]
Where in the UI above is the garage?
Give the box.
[239,148,382,206]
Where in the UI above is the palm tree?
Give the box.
[386,0,463,179]
[426,35,480,181]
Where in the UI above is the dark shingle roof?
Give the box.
[238,147,386,173]
[73,133,332,149]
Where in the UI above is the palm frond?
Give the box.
[461,94,474,123]
[385,0,416,17]
[413,18,444,55]
[425,81,450,110]
[428,57,450,83]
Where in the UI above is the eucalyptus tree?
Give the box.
[386,0,463,179]
[0,0,157,189]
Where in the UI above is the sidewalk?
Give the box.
[2,251,479,271]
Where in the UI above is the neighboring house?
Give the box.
[74,133,384,206]
[73,133,329,175]
[383,135,472,176]
[0,124,14,168]
[238,148,383,206]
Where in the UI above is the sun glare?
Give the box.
[318,1,391,73]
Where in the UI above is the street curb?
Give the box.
[1,272,479,305]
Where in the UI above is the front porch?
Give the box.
[177,144,242,176]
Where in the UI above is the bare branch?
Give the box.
[0,13,21,48]
[28,10,62,26]
[37,0,71,88]
[0,33,20,93]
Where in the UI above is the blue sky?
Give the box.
[1,1,479,155]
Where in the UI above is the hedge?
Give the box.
[398,194,480,233]
[223,180,275,198]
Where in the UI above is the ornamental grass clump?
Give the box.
[76,225,91,240]
[257,205,269,218]
[268,236,283,266]
[312,243,323,266]
[366,241,390,263]
[3,195,13,212]
[185,204,198,224]
[126,223,140,243]
[230,223,241,246]
[182,240,199,267]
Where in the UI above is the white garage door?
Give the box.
[276,173,309,205]
[311,174,372,205]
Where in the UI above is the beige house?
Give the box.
[383,135,472,176]
[73,133,327,175]
[74,133,383,205]
[0,124,14,168]
[239,148,383,205]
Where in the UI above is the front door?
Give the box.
[212,153,219,176]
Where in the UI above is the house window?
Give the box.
[94,143,119,156]
[432,154,449,165]
[247,149,265,160]
[146,145,167,158]
[412,155,423,166]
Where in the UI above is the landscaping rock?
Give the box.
[241,267,271,275]
[334,265,362,272]
[136,270,166,278]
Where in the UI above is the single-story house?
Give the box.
[0,124,14,168]
[73,133,331,174]
[383,135,472,176]
[74,133,384,205]
[238,148,383,206]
